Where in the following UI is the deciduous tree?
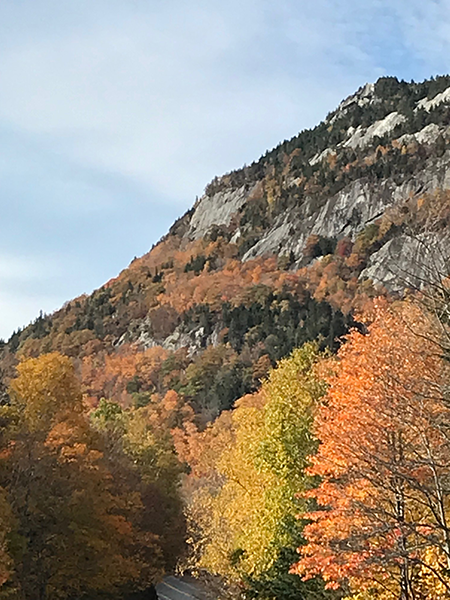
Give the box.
[3,353,163,600]
[293,302,450,599]
[181,344,330,599]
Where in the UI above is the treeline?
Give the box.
[205,74,450,196]
[177,299,450,600]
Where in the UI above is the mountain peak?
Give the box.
[330,81,376,120]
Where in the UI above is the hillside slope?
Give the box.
[4,75,450,421]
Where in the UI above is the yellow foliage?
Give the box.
[184,343,326,581]
[9,352,83,432]
[414,546,450,600]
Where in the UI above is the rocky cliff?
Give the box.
[178,76,450,288]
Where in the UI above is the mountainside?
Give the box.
[4,74,450,422]
[179,76,450,284]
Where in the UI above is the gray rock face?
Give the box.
[187,185,256,240]
[180,79,450,291]
[417,86,450,111]
[361,232,450,292]
[116,315,221,357]
[328,82,376,124]
[343,112,406,149]
[184,149,450,289]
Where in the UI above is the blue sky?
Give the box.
[1,0,450,339]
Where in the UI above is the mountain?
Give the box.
[178,76,450,285]
[4,74,450,421]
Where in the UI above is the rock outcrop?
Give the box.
[180,76,450,289]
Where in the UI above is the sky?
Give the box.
[1,0,450,339]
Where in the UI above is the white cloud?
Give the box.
[391,0,450,67]
[0,0,378,201]
[0,0,449,338]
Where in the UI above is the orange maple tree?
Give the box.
[292,301,450,598]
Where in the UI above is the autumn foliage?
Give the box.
[0,353,188,600]
[4,76,450,600]
[3,292,450,600]
[293,302,450,599]
[176,299,450,600]
[176,344,332,599]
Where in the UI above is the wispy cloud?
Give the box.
[0,0,449,337]
[0,0,376,199]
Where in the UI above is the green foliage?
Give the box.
[221,291,349,359]
[304,236,337,259]
[179,346,253,416]
[132,392,152,408]
[184,255,208,274]
[126,375,143,394]
[244,548,335,600]
[29,312,51,340]
[239,196,270,229]
[179,291,352,418]
[91,397,126,432]
[178,286,355,418]
[65,287,116,336]
[238,234,262,258]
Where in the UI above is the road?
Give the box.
[156,575,208,600]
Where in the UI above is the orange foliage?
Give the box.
[82,345,169,407]
[293,301,450,594]
[136,389,195,437]
[300,255,377,314]
[158,256,293,313]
